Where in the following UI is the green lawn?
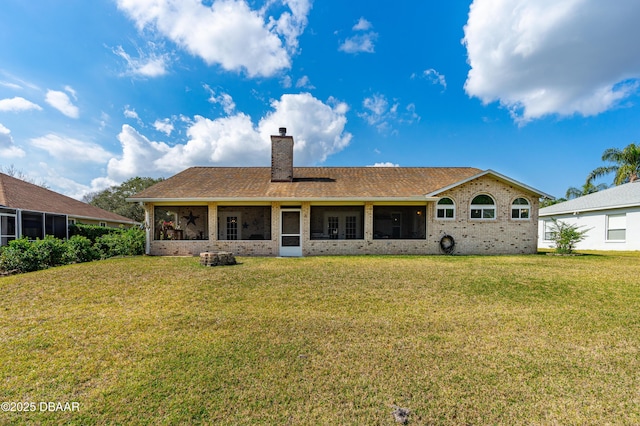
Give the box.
[1,253,639,425]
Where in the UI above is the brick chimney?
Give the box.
[270,127,294,182]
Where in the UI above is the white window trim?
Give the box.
[606,213,626,242]
[511,198,531,221]
[436,198,456,220]
[470,195,496,220]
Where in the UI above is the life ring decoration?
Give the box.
[439,235,455,254]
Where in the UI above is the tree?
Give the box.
[0,164,49,188]
[586,142,640,186]
[565,181,608,199]
[83,177,163,222]
[547,218,591,254]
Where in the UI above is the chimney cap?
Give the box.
[278,127,287,136]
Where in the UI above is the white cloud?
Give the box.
[359,94,420,132]
[339,33,377,54]
[369,162,399,167]
[423,69,447,91]
[153,118,174,136]
[295,75,314,89]
[30,134,113,162]
[352,17,372,31]
[271,0,312,53]
[204,85,236,114]
[36,163,118,200]
[106,92,351,180]
[0,96,42,112]
[0,81,23,90]
[463,0,640,123]
[124,105,143,124]
[45,90,79,118]
[339,17,377,54]
[113,44,169,77]
[0,123,26,158]
[117,0,311,77]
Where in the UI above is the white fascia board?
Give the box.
[424,169,554,199]
[539,203,640,217]
[128,196,440,203]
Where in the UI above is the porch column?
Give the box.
[144,203,151,255]
[208,202,217,241]
[364,202,373,241]
[274,202,282,241]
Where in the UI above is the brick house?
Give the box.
[129,129,551,256]
[0,172,136,246]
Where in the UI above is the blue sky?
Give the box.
[1,0,639,200]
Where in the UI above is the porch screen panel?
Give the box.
[218,206,271,240]
[309,206,364,240]
[45,214,68,239]
[373,206,426,239]
[0,214,16,246]
[22,211,44,240]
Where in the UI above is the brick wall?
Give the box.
[270,136,294,182]
[146,175,539,256]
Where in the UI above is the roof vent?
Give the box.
[279,127,287,136]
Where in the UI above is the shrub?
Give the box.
[0,227,145,274]
[548,218,591,254]
[69,223,117,242]
[95,227,145,258]
[0,238,39,273]
[65,235,101,263]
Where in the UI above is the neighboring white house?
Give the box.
[538,181,640,251]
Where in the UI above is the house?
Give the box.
[538,181,640,251]
[129,129,551,256]
[0,172,137,246]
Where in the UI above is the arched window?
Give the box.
[511,197,530,219]
[470,194,495,219]
[436,197,455,219]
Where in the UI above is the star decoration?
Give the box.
[183,211,199,226]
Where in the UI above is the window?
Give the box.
[543,220,555,241]
[511,198,530,219]
[373,206,426,239]
[99,222,107,227]
[436,197,455,219]
[470,194,496,219]
[606,214,626,241]
[310,206,364,240]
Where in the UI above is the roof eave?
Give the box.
[128,196,440,203]
[425,169,554,199]
[539,202,640,216]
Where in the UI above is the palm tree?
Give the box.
[565,181,609,199]
[586,143,640,186]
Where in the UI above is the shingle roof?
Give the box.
[129,166,544,201]
[0,173,136,223]
[540,181,640,216]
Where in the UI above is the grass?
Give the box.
[1,253,639,425]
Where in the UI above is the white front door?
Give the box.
[279,209,302,256]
